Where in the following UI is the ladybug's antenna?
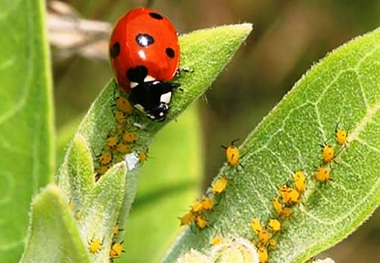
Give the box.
[145,0,155,8]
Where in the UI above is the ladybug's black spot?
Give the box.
[126,66,148,83]
[136,34,155,47]
[165,47,175,58]
[149,12,163,20]
[110,42,120,58]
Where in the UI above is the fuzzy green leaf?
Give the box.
[57,134,95,209]
[20,185,90,263]
[0,0,54,261]
[163,28,380,263]
[78,162,127,263]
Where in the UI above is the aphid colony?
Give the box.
[87,224,125,262]
[178,127,348,263]
[94,92,150,180]
[249,126,348,263]
[178,140,239,229]
[179,176,228,229]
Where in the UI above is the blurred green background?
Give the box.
[51,0,379,262]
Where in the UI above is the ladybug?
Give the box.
[109,8,180,121]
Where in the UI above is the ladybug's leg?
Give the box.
[174,67,193,77]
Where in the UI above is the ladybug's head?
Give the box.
[128,80,180,121]
[146,103,170,121]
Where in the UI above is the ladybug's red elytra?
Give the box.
[109,8,180,121]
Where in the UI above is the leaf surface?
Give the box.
[0,0,54,261]
[163,28,380,263]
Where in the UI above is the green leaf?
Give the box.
[57,134,95,210]
[0,0,54,261]
[20,185,90,263]
[163,28,380,262]
[78,162,127,263]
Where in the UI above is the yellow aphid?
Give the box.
[210,236,223,246]
[286,188,301,204]
[195,215,207,229]
[115,110,126,124]
[106,135,118,149]
[116,143,132,154]
[250,218,263,234]
[279,185,300,205]
[293,171,306,193]
[123,132,138,143]
[89,237,102,254]
[67,201,75,212]
[268,219,282,233]
[179,212,195,226]
[201,196,214,211]
[138,151,149,163]
[99,152,112,165]
[97,165,110,175]
[268,239,277,250]
[112,224,123,236]
[212,177,228,195]
[191,200,203,213]
[336,129,348,146]
[315,167,331,182]
[257,246,268,263]
[115,96,133,114]
[272,197,283,215]
[280,207,292,219]
[321,143,335,163]
[258,229,270,245]
[109,241,125,260]
[222,139,240,167]
[278,185,289,203]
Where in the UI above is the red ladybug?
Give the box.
[109,8,180,121]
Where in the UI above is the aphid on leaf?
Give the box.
[210,236,223,246]
[315,166,332,183]
[109,241,125,261]
[179,212,195,226]
[336,129,348,146]
[321,143,335,164]
[123,132,138,143]
[99,152,113,165]
[293,171,307,193]
[272,197,284,216]
[221,139,240,168]
[211,176,228,195]
[89,237,102,254]
[201,196,214,211]
[195,215,207,229]
[250,218,263,234]
[115,96,133,114]
[268,219,282,234]
[257,246,268,263]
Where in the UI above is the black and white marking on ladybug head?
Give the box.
[130,75,156,89]
[128,80,179,121]
[159,90,172,105]
[146,103,170,121]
